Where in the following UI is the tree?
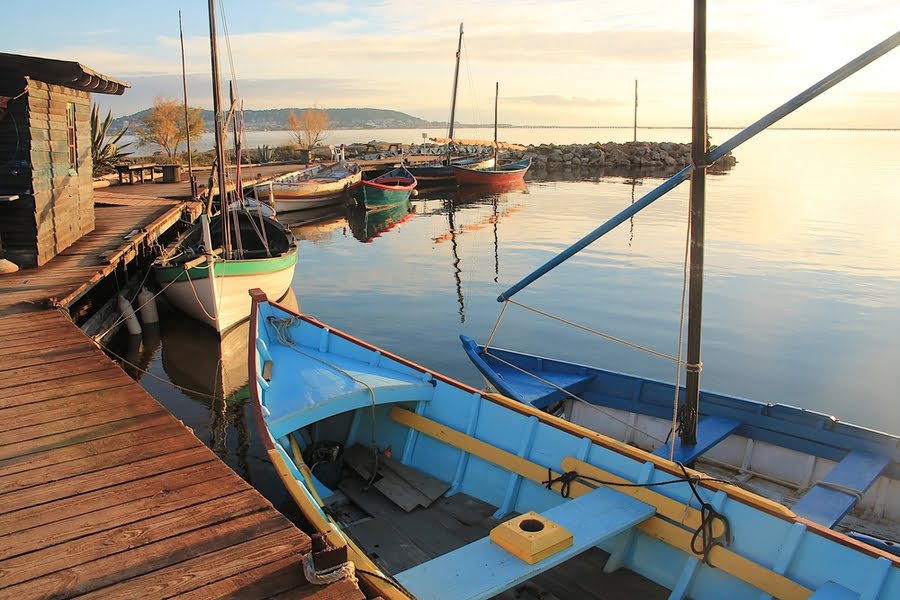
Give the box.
[134,97,205,159]
[90,103,131,176]
[286,108,328,148]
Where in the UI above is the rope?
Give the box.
[483,298,508,350]
[542,463,731,566]
[302,552,357,585]
[184,261,219,322]
[101,344,220,401]
[668,191,693,461]
[813,480,864,502]
[506,298,689,364]
[482,349,669,445]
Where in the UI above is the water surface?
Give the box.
[124,128,900,511]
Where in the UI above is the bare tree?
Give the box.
[135,96,205,158]
[287,108,329,148]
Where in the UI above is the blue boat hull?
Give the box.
[460,335,900,534]
[249,292,900,600]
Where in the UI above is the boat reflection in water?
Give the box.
[429,180,529,322]
[160,288,299,481]
[348,199,416,243]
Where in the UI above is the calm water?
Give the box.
[124,128,900,513]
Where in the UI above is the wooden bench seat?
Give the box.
[394,487,655,600]
[652,415,742,464]
[793,449,890,528]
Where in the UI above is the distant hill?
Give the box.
[108,107,493,132]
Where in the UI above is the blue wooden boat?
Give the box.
[360,166,417,208]
[460,336,900,544]
[249,290,900,599]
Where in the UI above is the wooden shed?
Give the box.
[0,53,128,268]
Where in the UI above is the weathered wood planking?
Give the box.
[0,191,200,316]
[0,307,362,598]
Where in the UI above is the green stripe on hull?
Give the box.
[155,247,298,283]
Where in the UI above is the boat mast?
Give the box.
[493,81,499,163]
[681,0,708,447]
[179,11,197,200]
[447,22,464,162]
[207,0,231,257]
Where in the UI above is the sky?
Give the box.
[4,1,900,128]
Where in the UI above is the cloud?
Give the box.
[504,95,619,108]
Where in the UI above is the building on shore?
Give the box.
[0,52,127,269]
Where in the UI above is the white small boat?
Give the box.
[265,161,362,212]
[153,210,298,334]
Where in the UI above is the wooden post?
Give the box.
[682,0,708,447]
[633,79,638,142]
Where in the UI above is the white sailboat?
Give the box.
[152,0,298,334]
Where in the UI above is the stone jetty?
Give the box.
[501,141,737,174]
[389,140,737,177]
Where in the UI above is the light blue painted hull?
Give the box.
[250,295,900,600]
[460,336,900,537]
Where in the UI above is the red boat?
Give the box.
[452,158,531,185]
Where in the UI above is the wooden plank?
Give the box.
[0,474,243,561]
[0,353,114,392]
[394,487,655,599]
[0,421,199,495]
[344,444,432,512]
[793,450,890,528]
[0,384,161,434]
[0,442,210,514]
[0,343,99,373]
[0,367,129,407]
[0,420,186,477]
[174,553,345,600]
[0,460,224,536]
[652,416,741,464]
[74,529,317,600]
[0,492,281,593]
[0,399,165,448]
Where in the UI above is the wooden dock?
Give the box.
[0,191,363,599]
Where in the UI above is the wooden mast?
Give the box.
[447,22,464,163]
[493,81,499,164]
[179,11,196,200]
[207,0,230,257]
[681,0,708,446]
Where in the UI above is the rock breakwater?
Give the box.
[503,141,736,175]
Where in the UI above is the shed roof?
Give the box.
[0,52,128,95]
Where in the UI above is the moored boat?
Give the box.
[359,166,417,208]
[452,157,532,185]
[265,161,362,212]
[249,290,900,599]
[406,154,496,185]
[153,211,297,334]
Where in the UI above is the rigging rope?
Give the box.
[669,191,694,460]
[505,298,690,364]
[482,348,669,445]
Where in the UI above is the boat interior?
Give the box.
[160,211,293,265]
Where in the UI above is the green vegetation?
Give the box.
[90,104,132,176]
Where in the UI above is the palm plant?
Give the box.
[91,104,132,176]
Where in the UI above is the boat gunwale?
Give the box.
[247,290,900,567]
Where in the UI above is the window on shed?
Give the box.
[66,102,77,174]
